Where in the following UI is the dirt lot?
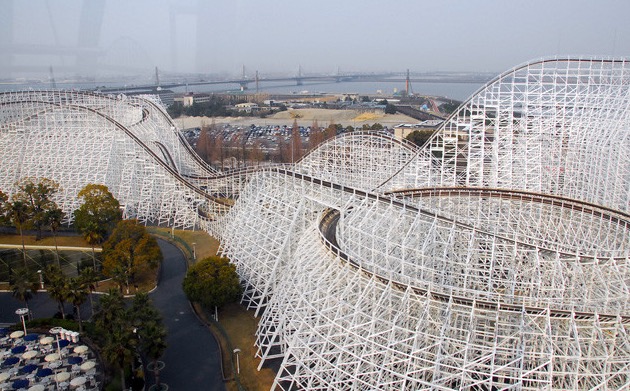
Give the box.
[175,108,419,130]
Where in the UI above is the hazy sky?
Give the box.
[3,0,630,79]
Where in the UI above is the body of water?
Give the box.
[178,80,484,102]
[0,79,485,102]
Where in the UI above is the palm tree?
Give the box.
[43,264,69,319]
[66,277,89,332]
[44,207,64,267]
[130,293,167,390]
[83,222,103,272]
[102,323,137,391]
[79,267,99,317]
[94,288,125,334]
[10,267,39,318]
[9,201,30,267]
[140,322,167,390]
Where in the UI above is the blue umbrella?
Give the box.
[2,356,19,366]
[20,364,37,374]
[23,334,39,342]
[58,340,70,348]
[68,356,83,365]
[11,345,26,354]
[11,378,29,389]
[36,368,53,378]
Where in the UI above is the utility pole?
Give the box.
[49,66,57,89]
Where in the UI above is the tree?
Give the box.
[406,129,436,148]
[94,289,134,391]
[102,220,162,294]
[384,103,397,114]
[44,207,65,266]
[94,288,126,333]
[10,267,39,317]
[291,119,302,162]
[129,293,167,389]
[9,200,30,266]
[276,133,290,163]
[12,177,61,240]
[43,264,69,319]
[95,289,165,391]
[141,322,167,390]
[250,140,264,167]
[324,123,337,141]
[196,125,210,161]
[0,190,9,226]
[66,276,89,332]
[309,120,324,152]
[182,256,242,309]
[74,184,121,270]
[79,267,99,316]
[102,322,137,391]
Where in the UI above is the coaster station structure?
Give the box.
[1,57,630,390]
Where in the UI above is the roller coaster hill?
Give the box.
[1,57,630,390]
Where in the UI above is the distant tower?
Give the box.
[405,69,413,96]
[255,70,259,94]
[155,66,160,87]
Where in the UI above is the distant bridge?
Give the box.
[98,71,494,94]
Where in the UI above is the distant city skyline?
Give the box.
[1,0,629,79]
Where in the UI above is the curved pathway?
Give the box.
[149,239,225,390]
[0,239,225,390]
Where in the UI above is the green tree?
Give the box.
[129,292,167,389]
[79,267,99,316]
[102,323,137,391]
[44,207,65,266]
[43,264,69,319]
[405,129,436,148]
[12,177,61,240]
[0,190,9,226]
[9,200,31,266]
[66,276,89,332]
[94,288,126,333]
[182,256,242,309]
[141,321,167,390]
[102,220,162,294]
[10,267,39,317]
[384,103,397,114]
[74,184,121,270]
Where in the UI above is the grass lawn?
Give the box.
[0,233,92,247]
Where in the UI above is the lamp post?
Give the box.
[15,308,28,335]
[50,327,63,358]
[233,348,241,374]
[37,269,44,289]
[192,242,196,260]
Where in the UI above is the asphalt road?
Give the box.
[0,239,225,390]
[148,239,225,391]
